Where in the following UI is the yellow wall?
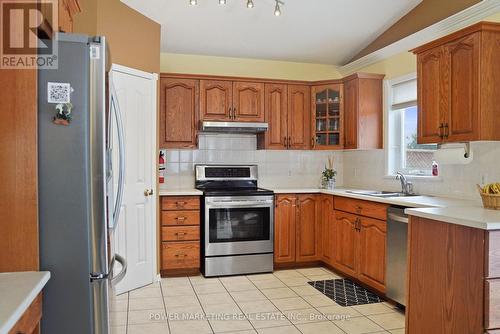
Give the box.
[160,53,341,81]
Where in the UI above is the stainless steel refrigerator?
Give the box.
[38,33,126,334]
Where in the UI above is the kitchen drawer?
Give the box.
[485,279,500,329]
[162,226,200,242]
[161,196,200,211]
[9,293,42,334]
[334,197,388,221]
[487,231,500,278]
[161,211,200,226]
[162,242,200,269]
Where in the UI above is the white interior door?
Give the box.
[110,65,157,295]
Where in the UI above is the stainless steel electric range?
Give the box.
[195,165,274,277]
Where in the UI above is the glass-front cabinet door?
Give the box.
[311,84,343,149]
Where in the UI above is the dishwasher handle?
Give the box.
[387,212,409,224]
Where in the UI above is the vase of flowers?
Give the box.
[321,156,337,190]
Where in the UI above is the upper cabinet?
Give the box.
[311,84,343,149]
[233,82,265,122]
[159,77,199,149]
[343,74,384,149]
[258,84,310,150]
[200,80,232,121]
[58,0,81,33]
[413,22,500,144]
[200,80,264,122]
[159,73,383,150]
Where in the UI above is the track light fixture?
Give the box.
[274,0,284,16]
[188,0,285,15]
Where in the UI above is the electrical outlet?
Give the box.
[353,168,358,178]
[481,174,488,185]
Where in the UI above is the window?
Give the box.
[386,74,437,176]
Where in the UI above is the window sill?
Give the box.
[383,174,443,182]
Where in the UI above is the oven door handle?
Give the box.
[207,202,273,208]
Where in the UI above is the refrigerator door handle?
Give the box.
[110,81,125,231]
[110,253,127,287]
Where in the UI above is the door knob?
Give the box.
[144,189,154,196]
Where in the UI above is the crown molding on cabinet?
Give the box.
[338,0,500,76]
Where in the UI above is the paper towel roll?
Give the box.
[434,143,473,165]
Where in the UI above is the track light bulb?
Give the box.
[246,0,254,8]
[274,2,281,16]
[219,0,226,4]
[189,0,197,5]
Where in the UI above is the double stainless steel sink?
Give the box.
[345,190,420,198]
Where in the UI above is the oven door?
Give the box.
[205,195,274,257]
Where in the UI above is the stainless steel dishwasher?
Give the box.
[386,206,409,306]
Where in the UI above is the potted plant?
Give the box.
[321,156,337,190]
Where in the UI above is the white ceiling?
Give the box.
[121,0,422,65]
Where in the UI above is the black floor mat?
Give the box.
[308,278,383,307]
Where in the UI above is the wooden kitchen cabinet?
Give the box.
[233,81,265,122]
[332,198,388,292]
[200,80,233,121]
[199,80,264,122]
[259,84,311,150]
[159,77,199,149]
[274,194,319,264]
[296,194,320,262]
[58,0,81,33]
[343,73,384,149]
[406,216,486,333]
[274,195,297,264]
[413,22,500,144]
[9,294,42,334]
[357,216,386,292]
[261,84,288,149]
[288,85,311,149]
[320,195,335,266]
[333,211,358,277]
[160,196,201,276]
[311,84,343,149]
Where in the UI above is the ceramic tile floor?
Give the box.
[110,267,405,334]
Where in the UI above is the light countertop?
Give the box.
[158,188,203,196]
[0,271,50,334]
[405,207,500,230]
[158,186,499,230]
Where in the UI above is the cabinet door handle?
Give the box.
[288,136,291,149]
[444,123,449,139]
[233,107,237,120]
[439,123,445,140]
[311,137,315,148]
[284,136,288,149]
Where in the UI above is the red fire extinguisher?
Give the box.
[159,151,165,184]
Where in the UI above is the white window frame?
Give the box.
[384,73,438,179]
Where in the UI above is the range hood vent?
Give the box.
[200,121,268,133]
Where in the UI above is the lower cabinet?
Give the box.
[332,209,387,293]
[274,193,387,293]
[160,196,201,276]
[320,195,335,266]
[333,211,358,277]
[9,294,42,334]
[274,194,320,264]
[357,216,386,292]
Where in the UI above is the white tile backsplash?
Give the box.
[161,134,498,200]
[161,133,343,189]
[342,142,500,200]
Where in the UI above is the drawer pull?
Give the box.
[176,216,186,221]
[176,201,187,206]
[175,253,188,257]
[175,232,187,237]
